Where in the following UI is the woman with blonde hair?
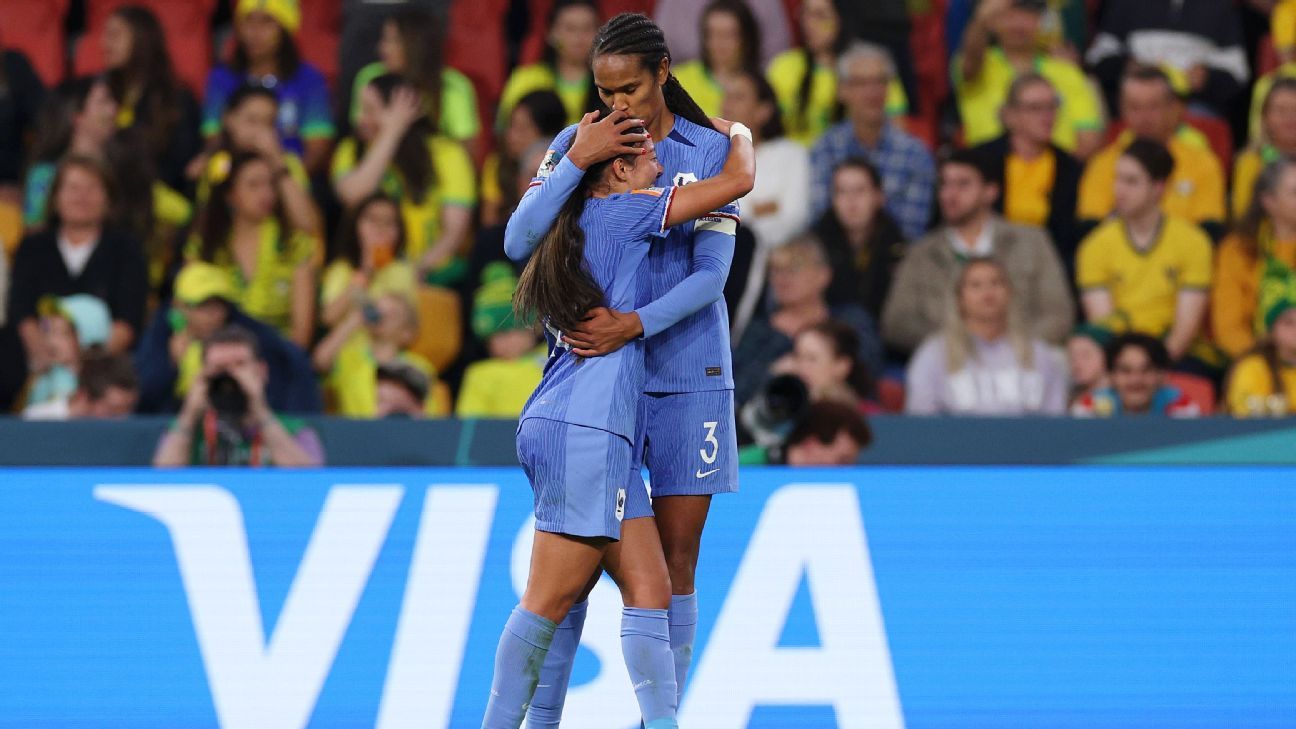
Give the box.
[906,257,1066,415]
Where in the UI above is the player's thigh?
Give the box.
[517,417,632,540]
[643,390,739,497]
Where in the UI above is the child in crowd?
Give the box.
[456,262,543,418]
[1225,278,1296,418]
[1066,324,1111,408]
[24,294,112,410]
[1072,333,1200,417]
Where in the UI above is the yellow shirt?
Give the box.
[330,135,477,261]
[1276,0,1296,56]
[330,345,439,418]
[766,49,908,146]
[1076,216,1213,336]
[497,63,591,129]
[1004,150,1055,228]
[672,60,725,118]
[186,218,317,337]
[1226,353,1296,417]
[1212,234,1296,358]
[455,354,544,418]
[953,47,1103,151]
[1078,128,1225,224]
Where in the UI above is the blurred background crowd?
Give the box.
[2,0,1296,462]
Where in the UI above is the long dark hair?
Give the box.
[542,0,603,119]
[1235,156,1296,260]
[105,6,182,156]
[231,16,300,78]
[195,151,287,263]
[362,74,437,201]
[31,77,98,163]
[794,0,850,134]
[336,193,407,268]
[387,7,446,132]
[700,0,762,75]
[514,131,646,333]
[805,320,874,399]
[216,83,280,152]
[733,69,784,140]
[592,13,716,132]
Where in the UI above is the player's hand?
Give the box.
[563,307,644,356]
[568,110,649,170]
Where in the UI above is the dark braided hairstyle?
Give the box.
[591,13,716,132]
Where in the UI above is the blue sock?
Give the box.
[525,600,588,728]
[668,592,698,704]
[481,607,557,729]
[621,607,678,728]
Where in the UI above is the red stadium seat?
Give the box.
[446,0,509,136]
[298,0,342,91]
[878,377,906,414]
[517,0,655,65]
[1166,372,1216,416]
[74,0,217,97]
[0,0,71,86]
[908,0,949,133]
[1258,33,1279,78]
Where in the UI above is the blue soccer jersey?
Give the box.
[507,115,739,395]
[519,187,677,440]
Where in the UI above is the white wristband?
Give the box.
[729,122,753,143]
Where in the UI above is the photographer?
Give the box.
[153,326,324,467]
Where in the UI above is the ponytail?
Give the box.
[593,13,716,132]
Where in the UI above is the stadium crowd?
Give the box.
[2,0,1296,456]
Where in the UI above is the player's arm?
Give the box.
[503,110,648,261]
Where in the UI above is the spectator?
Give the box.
[1072,333,1201,417]
[655,0,791,68]
[955,0,1102,158]
[203,0,336,175]
[881,149,1073,355]
[1086,0,1248,119]
[673,0,763,117]
[1250,48,1296,145]
[496,0,601,128]
[1077,139,1212,364]
[24,350,139,420]
[1067,324,1112,410]
[906,257,1067,416]
[814,158,905,324]
[9,156,148,366]
[21,294,111,411]
[313,290,440,417]
[722,69,813,340]
[733,234,884,409]
[768,0,909,146]
[1215,157,1296,360]
[1077,66,1225,237]
[186,150,318,348]
[480,90,567,227]
[190,85,322,239]
[101,6,203,190]
[456,262,544,417]
[741,400,873,465]
[1225,288,1296,417]
[333,73,476,287]
[0,48,44,202]
[972,74,1083,272]
[1235,79,1296,219]
[467,141,548,292]
[348,6,480,144]
[375,360,432,418]
[786,320,880,413]
[808,42,933,239]
[153,325,325,467]
[134,262,322,415]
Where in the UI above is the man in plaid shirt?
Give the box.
[810,42,936,240]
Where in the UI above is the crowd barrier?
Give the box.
[1,466,1292,727]
[4,416,1296,465]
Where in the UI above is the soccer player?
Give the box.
[502,13,741,726]
[480,123,754,729]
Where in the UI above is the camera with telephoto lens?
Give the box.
[739,374,810,450]
[207,371,249,421]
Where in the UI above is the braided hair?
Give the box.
[591,13,715,132]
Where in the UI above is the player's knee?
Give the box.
[662,549,698,594]
[620,570,672,610]
[520,588,583,624]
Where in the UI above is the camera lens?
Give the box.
[207,372,248,420]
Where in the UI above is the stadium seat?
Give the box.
[0,0,71,87]
[446,0,508,138]
[909,0,949,131]
[878,377,906,413]
[1258,33,1279,78]
[411,285,463,374]
[1166,372,1216,416]
[298,0,342,91]
[74,0,217,97]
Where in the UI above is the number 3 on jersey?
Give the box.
[696,421,720,478]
